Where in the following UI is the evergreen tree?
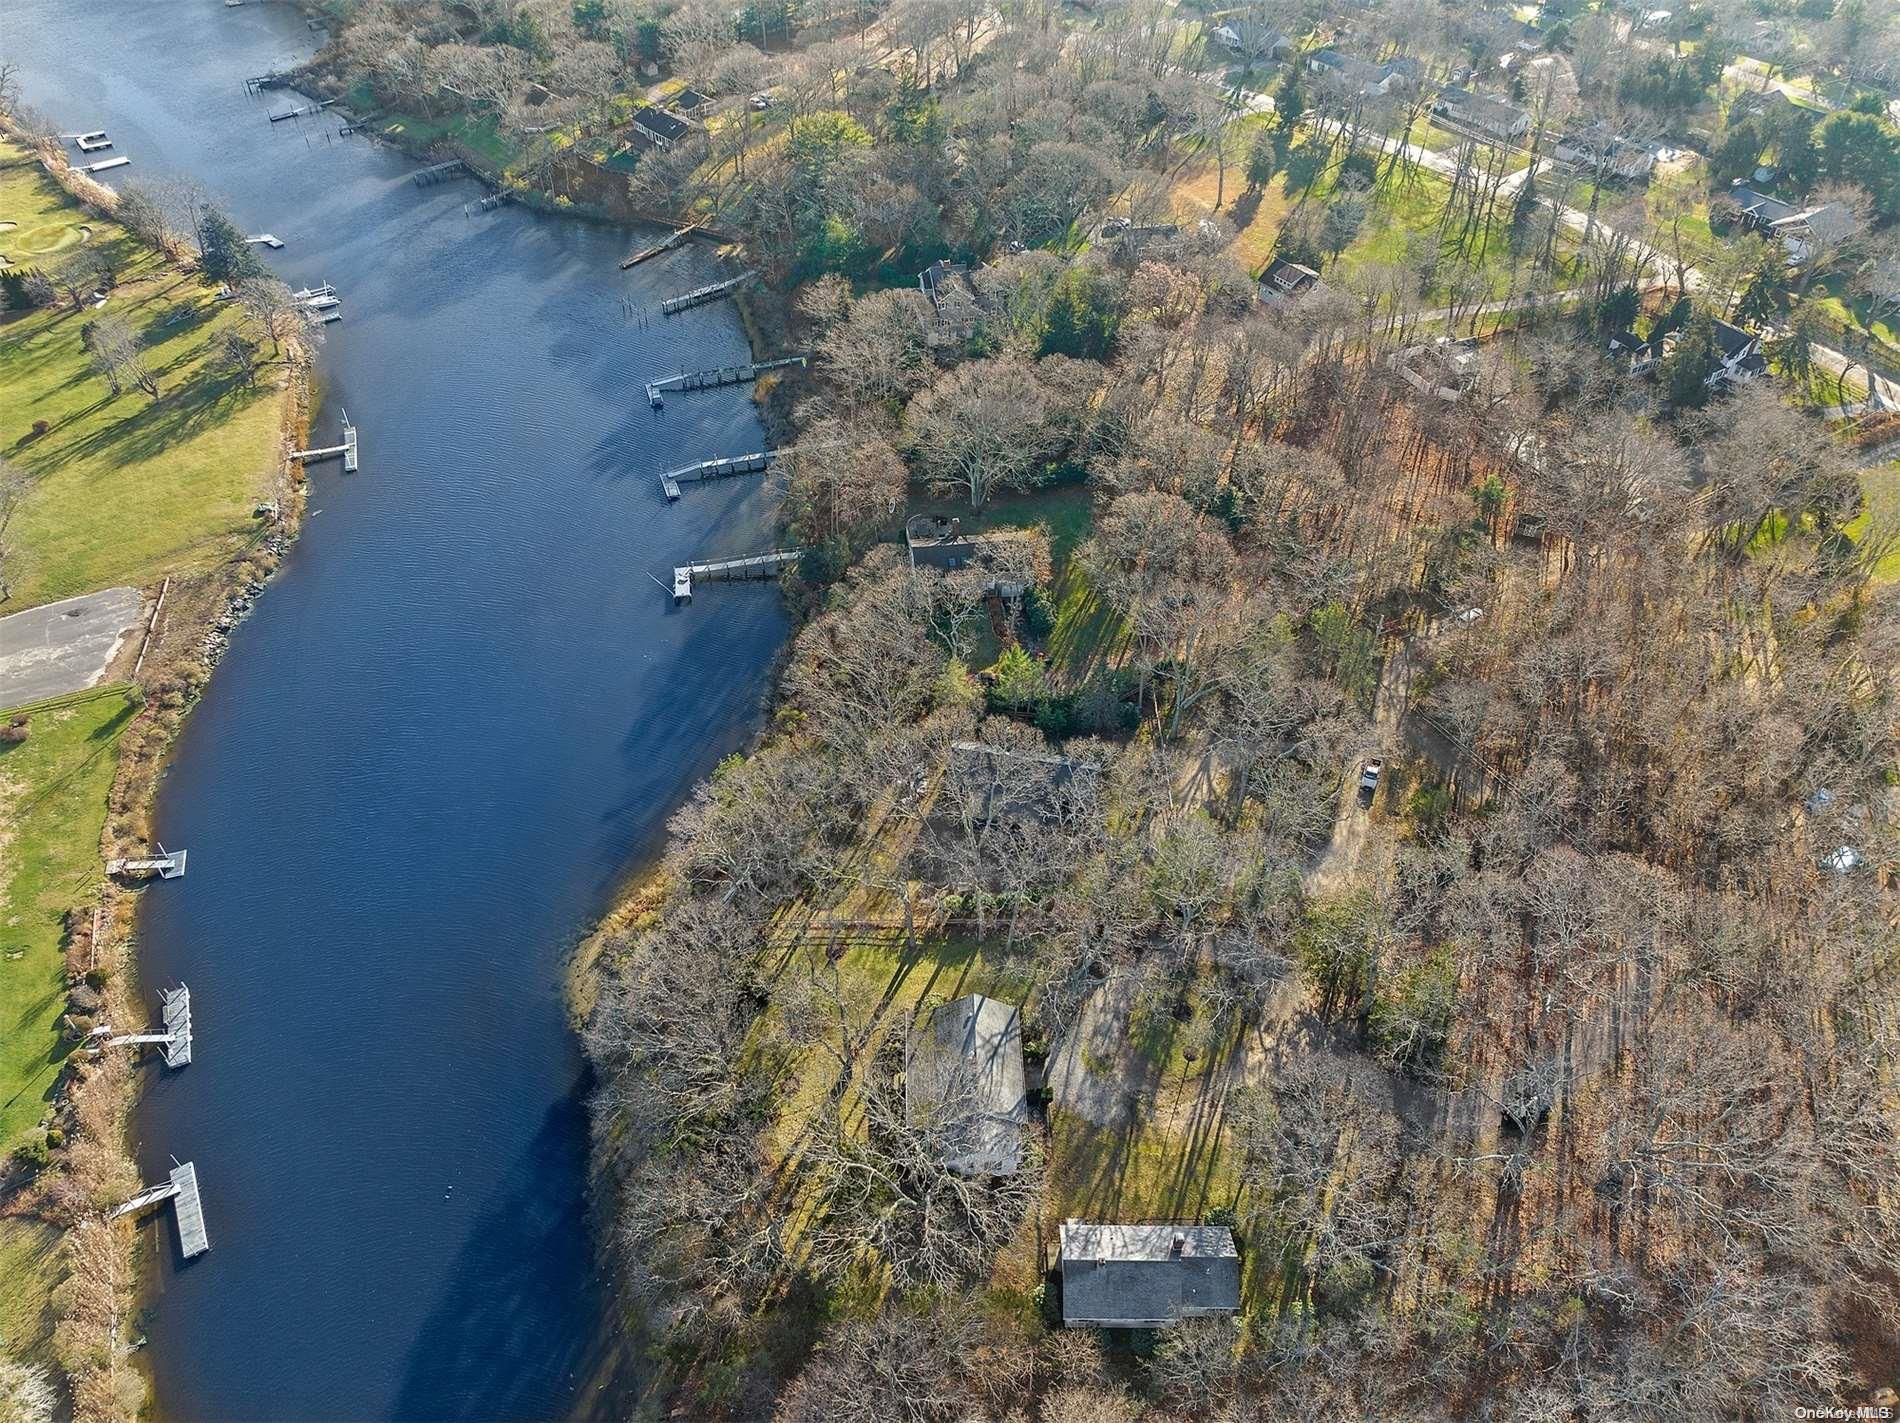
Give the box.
[1659,311,1721,408]
[198,207,263,284]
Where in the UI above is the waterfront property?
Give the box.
[1057,1222,1242,1327]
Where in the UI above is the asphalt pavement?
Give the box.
[0,586,143,710]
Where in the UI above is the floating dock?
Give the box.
[107,847,187,880]
[244,70,295,92]
[112,1162,209,1259]
[646,354,806,409]
[74,132,113,153]
[245,233,284,248]
[82,156,130,173]
[268,100,331,122]
[289,410,358,472]
[97,985,193,1068]
[620,223,702,269]
[660,270,757,315]
[671,550,802,603]
[659,450,772,501]
[412,160,466,187]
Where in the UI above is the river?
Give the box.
[5,3,789,1417]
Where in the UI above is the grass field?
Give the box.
[0,1218,63,1363]
[0,686,138,1155]
[1846,461,1900,582]
[0,141,288,609]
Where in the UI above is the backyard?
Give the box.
[0,140,289,608]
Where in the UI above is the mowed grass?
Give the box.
[1846,462,1900,582]
[0,140,286,608]
[0,686,138,1155]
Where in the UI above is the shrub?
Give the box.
[44,1128,65,1150]
[0,715,28,744]
[12,1139,51,1172]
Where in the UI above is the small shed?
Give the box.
[906,994,1029,1176]
[1059,1222,1242,1328]
[1257,255,1321,303]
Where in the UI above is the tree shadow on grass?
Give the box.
[56,369,271,472]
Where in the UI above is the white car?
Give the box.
[1358,759,1383,804]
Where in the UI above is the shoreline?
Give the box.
[0,115,313,1423]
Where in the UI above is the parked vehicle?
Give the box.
[1358,759,1383,805]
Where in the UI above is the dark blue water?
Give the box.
[5,4,788,1417]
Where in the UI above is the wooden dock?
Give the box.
[73,132,113,153]
[412,160,466,187]
[660,270,757,315]
[658,450,772,501]
[290,411,357,472]
[82,156,130,173]
[107,847,187,880]
[671,550,802,603]
[245,233,284,249]
[619,223,702,269]
[110,1161,209,1259]
[243,70,295,92]
[645,354,807,409]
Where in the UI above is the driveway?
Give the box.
[0,587,143,710]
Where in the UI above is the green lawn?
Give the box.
[0,142,287,609]
[0,686,138,1155]
[1846,462,1900,582]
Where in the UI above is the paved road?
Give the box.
[0,586,143,710]
[1329,120,1900,410]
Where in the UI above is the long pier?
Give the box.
[646,355,807,409]
[111,1162,209,1259]
[660,270,757,315]
[671,549,802,604]
[658,450,772,501]
[269,100,333,123]
[107,847,186,880]
[620,223,702,269]
[82,157,130,173]
[289,410,358,472]
[412,160,466,187]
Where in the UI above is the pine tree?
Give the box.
[198,207,263,284]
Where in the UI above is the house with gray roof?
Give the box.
[1432,86,1530,142]
[1059,1222,1242,1327]
[906,994,1029,1176]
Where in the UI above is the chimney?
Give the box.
[1171,1233,1185,1257]
[950,518,961,537]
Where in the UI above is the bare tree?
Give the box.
[904,358,1060,508]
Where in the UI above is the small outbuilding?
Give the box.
[906,994,1029,1176]
[1059,1222,1242,1328]
[1257,254,1322,303]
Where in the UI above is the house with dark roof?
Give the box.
[631,107,692,149]
[1618,318,1767,388]
[1432,86,1530,142]
[906,994,1028,1176]
[1256,254,1322,303]
[1729,184,1800,230]
[1059,1223,1242,1327]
